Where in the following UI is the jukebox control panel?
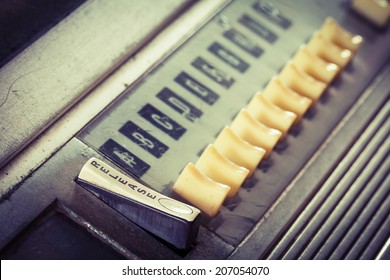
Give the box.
[76,0,387,249]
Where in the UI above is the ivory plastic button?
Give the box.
[292,45,339,83]
[263,77,312,122]
[246,93,297,135]
[173,163,231,217]
[230,110,281,157]
[319,17,363,52]
[352,0,390,28]
[214,126,266,174]
[196,145,249,198]
[279,61,327,101]
[307,32,352,68]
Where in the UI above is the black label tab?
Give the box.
[99,139,150,178]
[192,57,235,89]
[119,121,168,158]
[208,42,249,73]
[253,1,291,29]
[156,88,203,122]
[175,72,219,105]
[239,14,278,43]
[223,29,263,58]
[138,104,186,140]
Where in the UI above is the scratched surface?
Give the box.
[0,0,189,169]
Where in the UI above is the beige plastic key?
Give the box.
[196,144,249,198]
[246,93,297,135]
[292,45,339,83]
[352,0,390,28]
[307,32,353,68]
[214,126,266,174]
[230,109,281,157]
[173,162,230,217]
[279,61,327,101]
[319,17,363,51]
[263,77,312,122]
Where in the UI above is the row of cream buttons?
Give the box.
[173,18,363,217]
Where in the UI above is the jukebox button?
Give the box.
[279,61,327,101]
[292,45,339,83]
[246,93,297,135]
[173,162,231,217]
[263,77,312,122]
[230,109,281,157]
[307,32,352,68]
[214,126,266,174]
[319,17,363,51]
[352,0,390,28]
[196,144,249,198]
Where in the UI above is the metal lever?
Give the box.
[77,157,201,249]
